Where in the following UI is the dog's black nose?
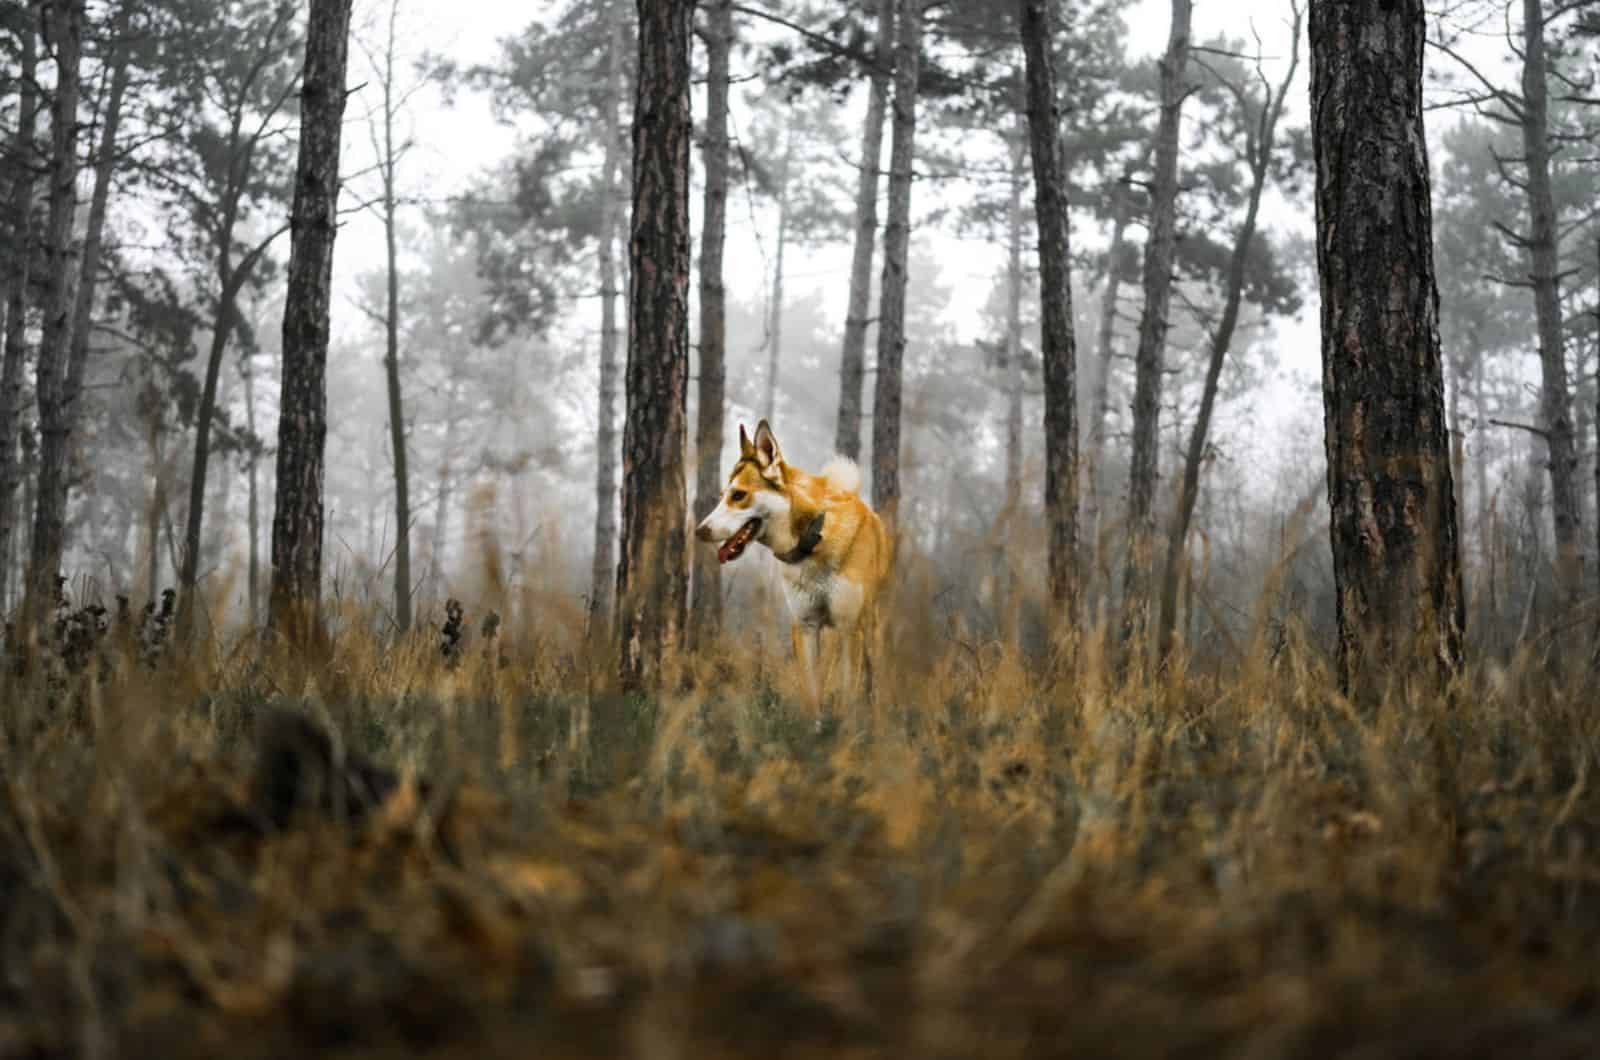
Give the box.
[695,523,713,542]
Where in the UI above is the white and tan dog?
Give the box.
[695,420,892,700]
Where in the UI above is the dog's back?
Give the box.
[804,457,891,619]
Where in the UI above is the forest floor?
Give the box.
[4,593,1600,1059]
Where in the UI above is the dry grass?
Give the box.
[3,562,1600,1060]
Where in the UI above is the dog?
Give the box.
[695,420,892,702]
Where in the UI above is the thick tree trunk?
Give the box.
[0,9,39,614]
[764,124,792,423]
[1520,0,1581,608]
[26,0,84,625]
[616,0,695,690]
[870,0,924,523]
[1310,0,1464,697]
[1120,0,1191,651]
[270,0,353,639]
[1156,16,1299,660]
[377,0,412,632]
[690,0,731,647]
[591,0,627,628]
[835,0,894,462]
[1020,0,1079,619]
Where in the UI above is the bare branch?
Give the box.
[1489,418,1551,439]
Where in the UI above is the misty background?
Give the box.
[3,0,1595,656]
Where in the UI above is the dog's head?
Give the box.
[695,420,794,564]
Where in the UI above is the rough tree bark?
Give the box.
[1020,0,1079,619]
[1519,0,1582,608]
[0,6,39,612]
[835,0,894,462]
[616,0,695,690]
[871,0,924,523]
[270,0,353,639]
[1121,0,1191,651]
[1310,0,1464,696]
[690,0,731,646]
[27,0,84,624]
[590,0,627,627]
[373,0,412,632]
[1156,7,1300,660]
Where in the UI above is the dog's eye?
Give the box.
[728,489,747,503]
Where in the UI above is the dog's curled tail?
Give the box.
[819,455,862,495]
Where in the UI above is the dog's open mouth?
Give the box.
[717,518,762,564]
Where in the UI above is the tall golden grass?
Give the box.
[2,529,1599,1058]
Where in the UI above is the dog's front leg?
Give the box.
[792,622,823,708]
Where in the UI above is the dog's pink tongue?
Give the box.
[717,520,757,564]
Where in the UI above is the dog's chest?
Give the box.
[779,561,862,629]
[780,560,839,628]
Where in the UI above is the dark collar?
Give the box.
[772,511,825,564]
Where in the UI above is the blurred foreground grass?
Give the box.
[4,583,1600,1059]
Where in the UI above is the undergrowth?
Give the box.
[3,573,1600,1059]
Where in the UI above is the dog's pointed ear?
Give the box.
[738,423,755,459]
[752,420,784,479]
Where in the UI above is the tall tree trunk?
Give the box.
[432,464,451,593]
[242,353,261,627]
[1003,117,1025,512]
[870,0,924,523]
[991,110,1026,627]
[616,0,695,690]
[1120,0,1191,652]
[39,24,131,609]
[1310,0,1464,697]
[1157,12,1300,660]
[63,12,129,442]
[1083,208,1127,577]
[26,0,84,625]
[1520,0,1581,609]
[377,0,412,632]
[201,449,229,575]
[1473,345,1494,637]
[270,0,353,639]
[835,0,894,461]
[1020,0,1080,619]
[179,258,262,632]
[142,410,165,601]
[430,378,459,598]
[764,123,793,423]
[0,7,39,614]
[690,0,731,647]
[591,0,627,627]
